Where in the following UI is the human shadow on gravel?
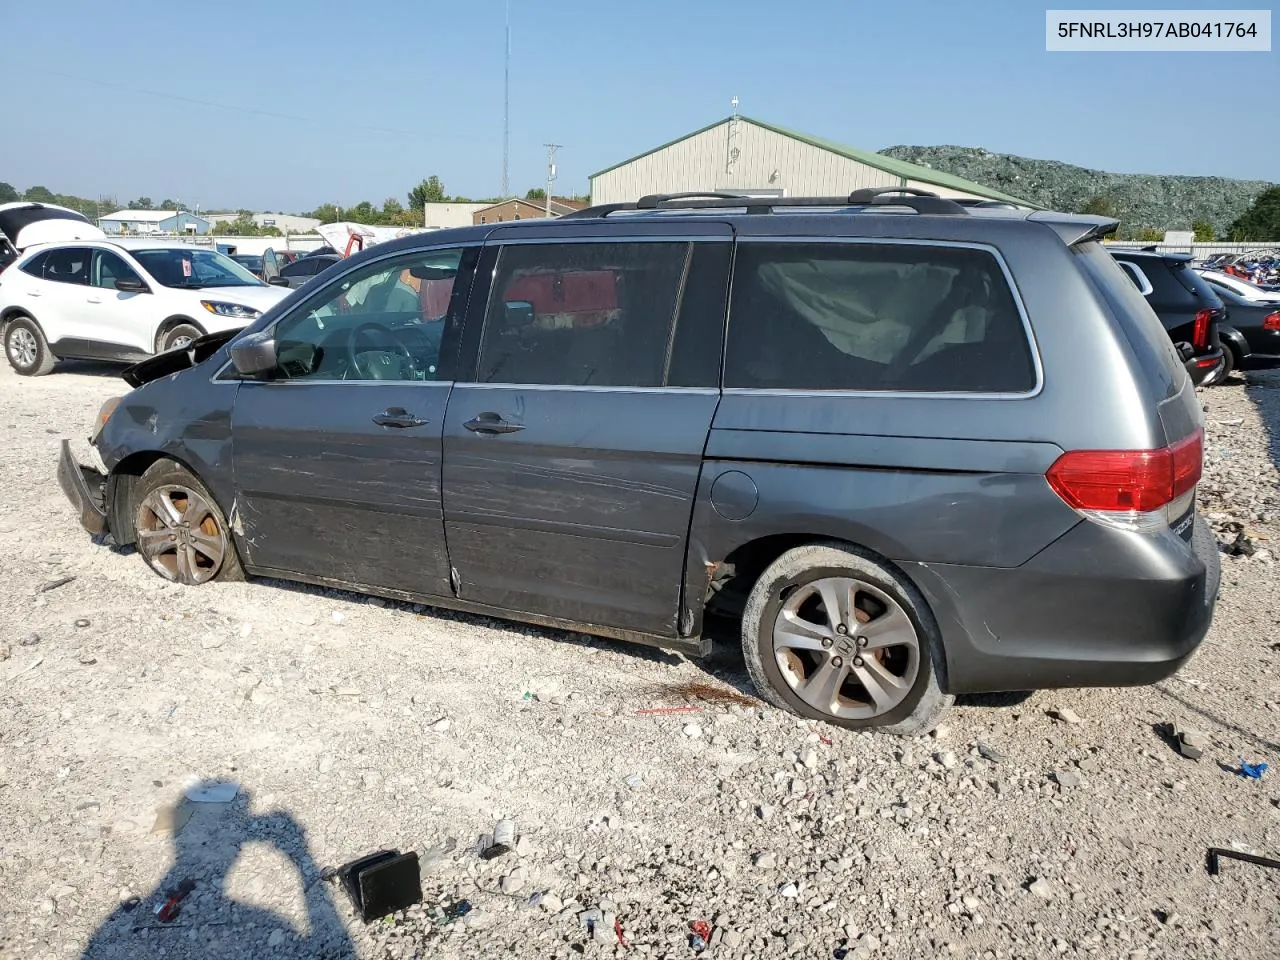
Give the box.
[1243,371,1280,477]
[80,786,354,960]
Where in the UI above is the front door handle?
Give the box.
[26,291,40,297]
[463,412,525,435]
[87,297,102,304]
[372,407,430,428]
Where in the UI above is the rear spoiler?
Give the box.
[1027,212,1119,246]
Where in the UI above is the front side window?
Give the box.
[268,247,474,382]
[724,241,1036,393]
[132,248,262,289]
[42,248,91,285]
[475,241,690,387]
[91,251,143,290]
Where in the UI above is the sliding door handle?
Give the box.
[372,407,429,428]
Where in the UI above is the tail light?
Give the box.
[1264,311,1280,332]
[1046,428,1203,533]
[1191,309,1212,349]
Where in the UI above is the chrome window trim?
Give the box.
[1115,259,1154,296]
[484,235,732,245]
[454,383,719,395]
[726,236,1044,400]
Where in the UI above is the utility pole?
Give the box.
[501,0,511,197]
[543,143,561,218]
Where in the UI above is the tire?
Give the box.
[4,315,57,376]
[131,459,244,585]
[742,542,952,736]
[1206,346,1236,386]
[158,322,203,353]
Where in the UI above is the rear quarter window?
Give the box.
[723,241,1036,393]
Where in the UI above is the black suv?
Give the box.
[1110,249,1225,385]
[58,189,1219,735]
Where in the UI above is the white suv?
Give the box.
[0,239,292,376]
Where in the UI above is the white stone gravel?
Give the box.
[0,359,1277,960]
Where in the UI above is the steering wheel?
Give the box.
[345,321,416,380]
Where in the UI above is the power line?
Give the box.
[24,67,487,142]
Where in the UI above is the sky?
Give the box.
[1,0,1275,213]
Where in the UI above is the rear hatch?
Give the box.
[1167,257,1226,365]
[1074,242,1203,542]
[0,202,106,249]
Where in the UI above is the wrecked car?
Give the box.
[59,190,1219,733]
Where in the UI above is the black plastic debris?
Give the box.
[327,850,421,922]
[1207,847,1280,875]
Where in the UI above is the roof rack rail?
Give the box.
[562,187,968,219]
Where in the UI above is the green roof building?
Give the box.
[589,115,1037,208]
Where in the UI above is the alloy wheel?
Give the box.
[135,484,228,585]
[771,576,920,719]
[8,328,37,368]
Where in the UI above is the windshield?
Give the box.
[132,248,263,289]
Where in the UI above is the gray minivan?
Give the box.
[58,189,1220,734]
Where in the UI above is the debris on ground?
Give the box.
[153,879,195,923]
[1207,847,1280,875]
[37,575,76,594]
[1238,760,1269,779]
[183,781,240,803]
[1176,728,1210,760]
[1049,707,1083,724]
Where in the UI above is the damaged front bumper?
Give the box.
[57,440,108,536]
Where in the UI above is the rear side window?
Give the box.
[19,251,49,278]
[476,241,690,387]
[1116,256,1195,306]
[724,241,1036,393]
[41,248,90,285]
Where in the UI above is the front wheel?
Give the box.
[158,322,203,353]
[741,543,951,735]
[131,459,244,585]
[4,316,57,376]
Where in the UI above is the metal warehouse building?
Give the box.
[589,115,1034,207]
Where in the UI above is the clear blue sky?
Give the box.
[2,0,1275,213]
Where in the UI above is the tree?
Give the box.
[1079,195,1116,218]
[525,187,546,201]
[160,198,185,211]
[309,203,341,224]
[1192,220,1216,242]
[127,196,154,210]
[24,186,56,203]
[1138,228,1164,242]
[1227,187,1280,242]
[407,176,446,211]
[381,197,405,218]
[0,182,19,203]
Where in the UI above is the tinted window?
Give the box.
[42,248,90,285]
[92,251,143,290]
[281,258,318,278]
[133,248,261,288]
[667,243,731,388]
[270,246,476,382]
[725,241,1035,393]
[476,242,689,387]
[1115,256,1194,306]
[20,251,49,278]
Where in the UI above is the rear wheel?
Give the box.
[742,543,951,735]
[1205,346,1236,386]
[131,459,244,585]
[4,315,56,376]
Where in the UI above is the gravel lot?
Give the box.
[1,360,1277,960]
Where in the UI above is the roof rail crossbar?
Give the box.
[635,191,751,209]
[562,189,971,219]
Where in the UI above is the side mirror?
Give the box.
[229,331,278,378]
[504,300,535,328]
[268,276,291,287]
[115,276,148,293]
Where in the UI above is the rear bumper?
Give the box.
[905,514,1221,695]
[57,440,108,536]
[1186,347,1224,386]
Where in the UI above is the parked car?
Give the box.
[230,254,265,277]
[1194,270,1280,382]
[303,245,338,258]
[57,189,1218,734]
[0,201,105,273]
[1,239,291,374]
[1109,249,1225,385]
[273,253,341,289]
